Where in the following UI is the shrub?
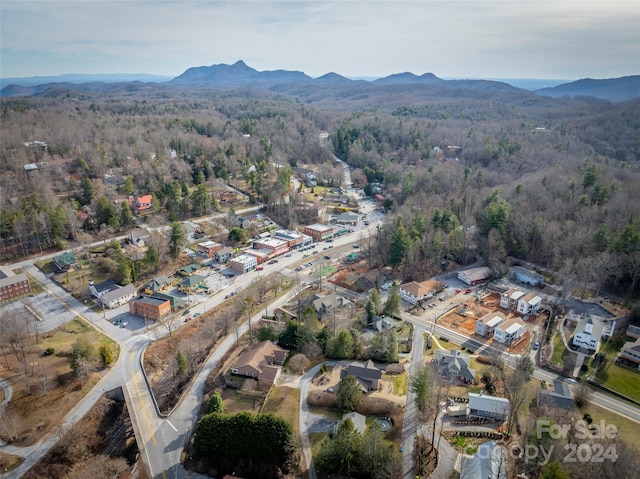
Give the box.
[43,347,55,356]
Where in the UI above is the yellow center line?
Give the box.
[131,371,156,445]
[130,352,133,364]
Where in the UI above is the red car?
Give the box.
[465,288,472,294]
[256,266,264,271]
[184,317,192,323]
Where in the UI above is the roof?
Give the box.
[198,240,220,248]
[341,412,367,435]
[231,253,257,264]
[435,349,476,382]
[497,316,526,334]
[575,316,605,338]
[54,251,76,266]
[305,223,333,232]
[460,441,507,479]
[520,291,542,304]
[400,279,440,297]
[468,392,510,415]
[478,311,506,327]
[0,273,28,289]
[254,237,287,248]
[178,263,201,274]
[148,275,171,291]
[232,340,289,382]
[503,288,525,301]
[622,337,640,355]
[537,380,575,410]
[151,292,187,308]
[216,246,235,255]
[511,265,544,281]
[101,283,136,302]
[134,295,170,307]
[342,360,382,382]
[312,293,350,312]
[181,274,207,287]
[458,266,491,282]
[368,316,395,333]
[92,279,118,294]
[273,229,304,240]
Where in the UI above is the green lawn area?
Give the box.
[550,331,571,365]
[262,386,301,433]
[580,403,640,452]
[313,266,337,278]
[384,371,408,395]
[596,363,640,402]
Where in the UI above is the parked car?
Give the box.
[353,244,360,248]
[533,341,540,350]
[285,253,292,257]
[465,288,472,294]
[120,322,128,328]
[268,259,277,264]
[193,312,201,318]
[256,266,264,271]
[184,317,192,323]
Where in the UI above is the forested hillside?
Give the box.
[1,82,639,299]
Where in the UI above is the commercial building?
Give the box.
[304,223,334,242]
[129,295,171,321]
[230,254,258,274]
[0,273,31,301]
[457,267,491,286]
[252,237,289,256]
[399,279,442,305]
[101,283,137,309]
[197,241,223,258]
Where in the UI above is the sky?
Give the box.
[1,1,639,80]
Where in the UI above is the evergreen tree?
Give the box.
[336,375,363,412]
[383,282,401,317]
[119,201,135,229]
[389,216,407,266]
[169,222,187,258]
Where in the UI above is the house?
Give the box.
[53,251,77,272]
[230,253,258,274]
[239,213,274,232]
[214,246,235,264]
[0,273,31,301]
[475,311,506,337]
[573,316,604,352]
[537,380,575,411]
[177,263,201,276]
[129,228,150,247]
[457,267,491,286]
[336,412,367,435]
[230,340,289,387]
[468,392,510,420]
[626,325,640,339]
[131,194,153,213]
[367,316,395,333]
[500,288,525,309]
[435,350,476,383]
[146,275,172,293]
[335,212,359,226]
[129,295,171,321]
[459,440,507,479]
[197,241,223,258]
[304,223,334,242]
[510,265,544,286]
[493,317,526,345]
[517,292,542,316]
[311,293,351,319]
[356,268,383,292]
[179,274,208,293]
[399,279,442,305]
[340,360,382,392]
[619,337,640,369]
[89,279,119,299]
[101,283,137,309]
[305,172,317,187]
[253,237,289,256]
[183,221,204,238]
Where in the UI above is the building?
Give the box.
[475,311,506,337]
[367,316,395,333]
[252,237,289,256]
[457,267,491,286]
[311,293,351,319]
[468,392,510,420]
[177,263,201,276]
[493,317,526,344]
[197,241,223,258]
[179,274,208,293]
[335,212,359,226]
[132,194,153,213]
[245,249,271,264]
[272,229,305,248]
[129,228,150,247]
[620,337,640,369]
[89,279,119,299]
[101,284,137,309]
[229,253,258,274]
[340,360,382,392]
[537,380,575,411]
[150,292,186,311]
[304,223,334,242]
[230,340,289,387]
[336,412,367,435]
[573,317,605,352]
[129,295,171,321]
[500,288,525,309]
[53,251,77,272]
[183,220,204,238]
[214,246,235,264]
[399,279,442,305]
[517,292,542,316]
[510,265,544,286]
[435,350,476,383]
[459,440,507,479]
[146,276,172,293]
[0,273,31,301]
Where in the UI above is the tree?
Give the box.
[80,177,94,205]
[336,375,363,412]
[123,176,135,195]
[143,244,160,270]
[316,418,361,477]
[177,351,188,376]
[119,201,135,229]
[228,226,249,243]
[410,364,432,412]
[99,344,114,367]
[383,282,401,317]
[257,325,278,342]
[327,329,355,359]
[389,216,407,266]
[169,221,187,258]
[191,183,209,217]
[207,392,225,413]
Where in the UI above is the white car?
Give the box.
[120,322,128,328]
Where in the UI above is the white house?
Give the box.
[468,392,510,420]
[101,283,137,309]
[510,265,544,286]
[475,311,506,337]
[517,292,542,316]
[573,317,605,352]
[620,337,640,369]
[399,279,442,305]
[493,317,526,345]
[500,288,525,309]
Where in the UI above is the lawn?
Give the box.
[580,403,640,451]
[262,386,301,433]
[384,371,408,396]
[596,363,640,402]
[551,331,571,365]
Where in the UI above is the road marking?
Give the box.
[166,420,178,432]
[130,371,156,445]
[130,352,134,364]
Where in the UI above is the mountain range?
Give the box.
[1,60,638,102]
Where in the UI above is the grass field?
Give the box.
[384,371,408,396]
[261,386,301,433]
[580,403,640,451]
[551,331,571,365]
[596,363,640,402]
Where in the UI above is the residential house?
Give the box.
[0,273,31,301]
[500,288,525,309]
[177,263,201,276]
[435,349,476,383]
[475,311,506,337]
[179,274,208,293]
[517,292,542,316]
[183,221,204,238]
[53,251,77,272]
[253,237,289,256]
[340,360,382,392]
[619,337,640,369]
[239,213,274,232]
[356,268,383,292]
[197,241,223,258]
[493,317,526,345]
[311,293,351,319]
[537,380,575,411]
[468,392,510,420]
[367,316,395,333]
[335,212,359,226]
[89,279,119,299]
[131,194,153,213]
[459,440,507,479]
[304,223,334,242]
[510,265,544,286]
[129,295,171,321]
[230,254,258,274]
[129,228,150,247]
[146,275,172,293]
[399,279,442,305]
[626,325,640,339]
[214,246,235,264]
[101,284,137,309]
[230,340,289,387]
[457,267,491,286]
[573,316,605,352]
[335,412,367,435]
